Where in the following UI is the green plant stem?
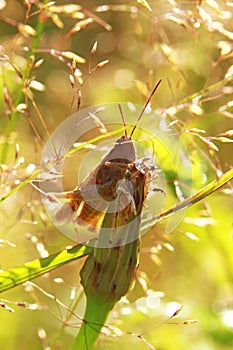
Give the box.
[1,15,46,163]
[71,296,113,350]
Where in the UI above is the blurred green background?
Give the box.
[0,1,233,349]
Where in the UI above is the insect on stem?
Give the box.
[130,79,162,138]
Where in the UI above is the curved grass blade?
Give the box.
[0,170,41,203]
[144,168,233,226]
[0,244,92,293]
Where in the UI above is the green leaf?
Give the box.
[0,244,92,293]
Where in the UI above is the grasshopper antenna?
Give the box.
[130,79,162,138]
[118,103,128,138]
